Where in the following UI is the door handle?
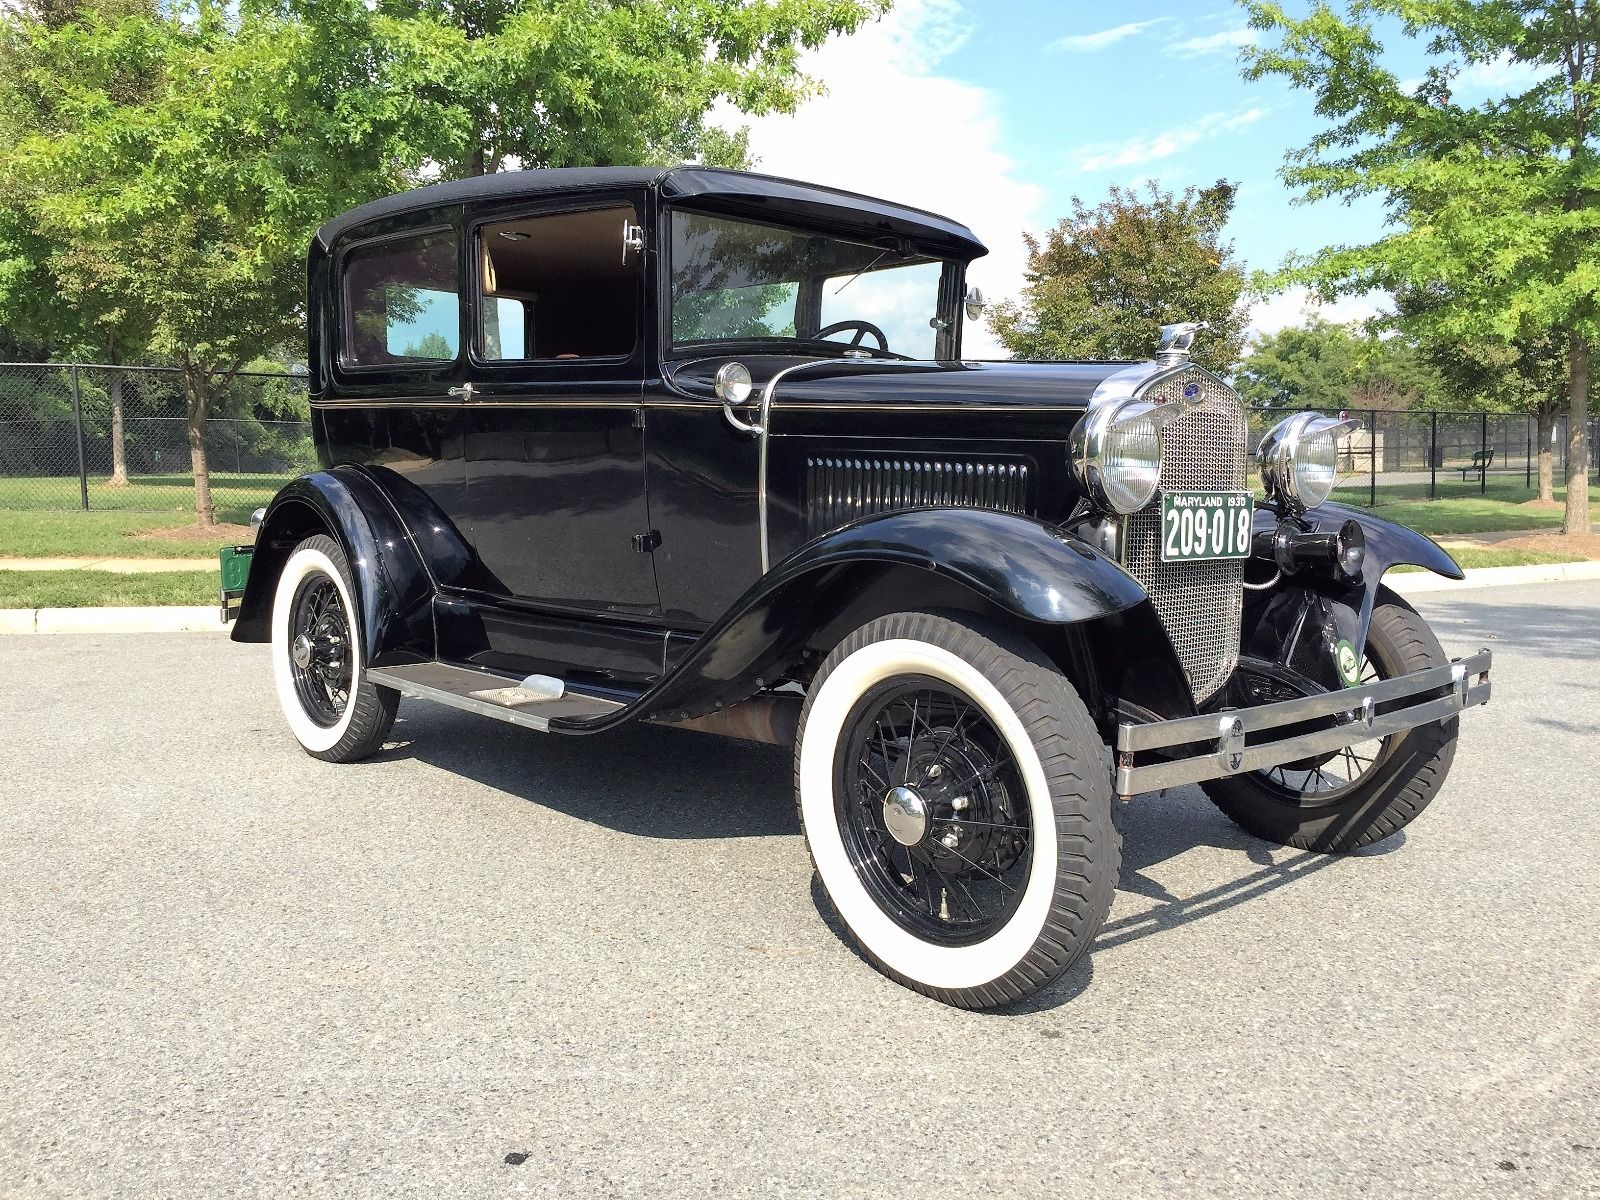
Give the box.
[448,382,474,400]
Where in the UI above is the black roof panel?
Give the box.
[313,166,987,260]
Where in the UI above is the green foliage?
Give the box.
[988,180,1250,374]
[1238,319,1448,410]
[1241,0,1597,532]
[0,0,885,520]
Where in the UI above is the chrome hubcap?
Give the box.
[291,632,314,669]
[882,785,929,846]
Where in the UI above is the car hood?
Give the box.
[664,356,1151,411]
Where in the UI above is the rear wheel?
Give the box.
[795,612,1118,1009]
[1202,587,1457,852]
[270,534,398,763]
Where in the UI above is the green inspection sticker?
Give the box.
[1335,639,1361,688]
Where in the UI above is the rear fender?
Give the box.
[230,467,435,667]
[561,507,1193,732]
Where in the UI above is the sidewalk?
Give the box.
[0,556,214,572]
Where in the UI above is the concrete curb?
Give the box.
[1385,558,1600,594]
[0,606,228,634]
[3,562,1596,634]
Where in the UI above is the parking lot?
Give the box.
[2,581,1597,1199]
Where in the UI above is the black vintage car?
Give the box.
[231,166,1491,1009]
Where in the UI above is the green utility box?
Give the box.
[219,544,254,623]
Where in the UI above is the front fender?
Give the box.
[230,467,435,667]
[1240,502,1462,692]
[557,507,1191,731]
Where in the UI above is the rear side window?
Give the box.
[340,230,460,367]
[477,205,639,361]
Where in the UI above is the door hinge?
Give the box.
[622,220,646,261]
[632,529,662,554]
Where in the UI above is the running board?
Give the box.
[367,662,625,732]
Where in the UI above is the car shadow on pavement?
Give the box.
[377,705,800,839]
[382,701,1406,1012]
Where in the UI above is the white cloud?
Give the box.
[1168,27,1258,57]
[731,0,1042,358]
[1247,287,1391,341]
[1074,108,1267,172]
[1047,19,1168,54]
[1454,52,1555,96]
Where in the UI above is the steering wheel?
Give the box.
[815,319,889,352]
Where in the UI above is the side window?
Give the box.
[478,205,638,360]
[341,230,460,367]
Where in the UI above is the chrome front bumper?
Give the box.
[1114,649,1492,798]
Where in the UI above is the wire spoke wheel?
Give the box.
[1252,652,1391,806]
[835,677,1033,947]
[288,571,353,727]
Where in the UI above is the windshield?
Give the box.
[669,211,952,360]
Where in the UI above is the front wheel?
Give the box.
[270,534,398,763]
[1202,587,1458,852]
[795,612,1118,1009]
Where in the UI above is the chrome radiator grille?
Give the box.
[1121,368,1248,703]
[803,456,1032,538]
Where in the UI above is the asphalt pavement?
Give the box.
[2,581,1597,1199]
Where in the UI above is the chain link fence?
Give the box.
[0,363,313,521]
[1,362,1595,521]
[1247,407,1598,507]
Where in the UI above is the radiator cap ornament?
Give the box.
[1156,322,1205,367]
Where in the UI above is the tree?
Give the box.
[1242,0,1598,536]
[1397,286,1572,500]
[1237,319,1448,411]
[0,0,884,524]
[988,180,1250,375]
[0,0,162,486]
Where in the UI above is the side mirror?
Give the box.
[964,286,986,322]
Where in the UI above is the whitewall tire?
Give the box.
[795,612,1118,1009]
[270,533,398,762]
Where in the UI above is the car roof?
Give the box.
[313,165,988,260]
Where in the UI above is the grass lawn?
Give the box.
[0,473,276,558]
[1331,479,1600,536]
[0,509,252,558]
[0,569,217,607]
[0,471,290,515]
[1391,546,1590,573]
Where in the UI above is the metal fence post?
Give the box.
[1369,409,1377,507]
[1479,412,1488,495]
[1430,411,1438,499]
[69,363,89,511]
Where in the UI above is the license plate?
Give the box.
[1160,492,1253,562]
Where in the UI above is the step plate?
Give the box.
[367,662,624,732]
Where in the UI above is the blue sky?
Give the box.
[733,0,1549,356]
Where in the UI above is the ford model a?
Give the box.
[229,166,1491,1009]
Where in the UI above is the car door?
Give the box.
[318,215,478,590]
[461,195,659,618]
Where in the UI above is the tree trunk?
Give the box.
[467,145,486,177]
[1563,331,1591,536]
[106,371,129,487]
[1536,403,1556,503]
[184,365,217,527]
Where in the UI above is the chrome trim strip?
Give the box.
[754,358,854,574]
[1113,649,1492,796]
[308,397,1095,414]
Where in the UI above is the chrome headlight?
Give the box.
[1070,397,1167,514]
[1258,412,1362,512]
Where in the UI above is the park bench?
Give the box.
[1456,448,1494,480]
